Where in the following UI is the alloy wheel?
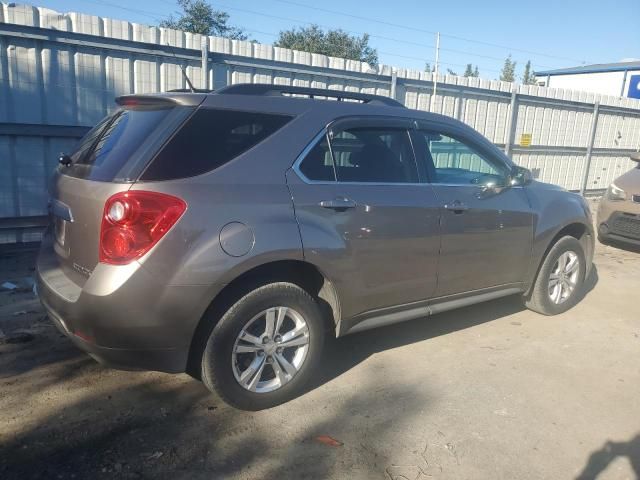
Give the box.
[548,250,580,305]
[231,307,310,393]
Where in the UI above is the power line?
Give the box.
[269,0,588,64]
[83,0,163,22]
[215,2,557,70]
[73,0,506,76]
[85,0,437,66]
[214,3,435,51]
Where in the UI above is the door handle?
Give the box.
[443,201,469,213]
[319,197,357,211]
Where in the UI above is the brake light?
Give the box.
[100,191,187,265]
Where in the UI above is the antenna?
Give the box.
[181,66,196,93]
[161,33,196,93]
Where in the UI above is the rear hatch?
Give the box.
[48,97,198,282]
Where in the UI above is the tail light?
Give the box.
[100,191,187,265]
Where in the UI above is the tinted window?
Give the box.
[298,136,336,181]
[418,131,508,185]
[65,107,173,181]
[142,109,293,180]
[330,128,418,183]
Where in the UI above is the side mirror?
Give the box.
[630,152,640,163]
[510,166,533,186]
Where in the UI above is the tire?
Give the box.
[524,236,587,315]
[201,282,325,410]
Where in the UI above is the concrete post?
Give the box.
[580,102,600,196]
[504,90,518,157]
[201,38,208,90]
[390,71,398,100]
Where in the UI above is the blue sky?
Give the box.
[35,0,640,80]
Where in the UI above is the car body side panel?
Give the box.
[130,181,304,286]
[409,117,534,296]
[523,181,595,291]
[433,185,534,296]
[286,170,441,322]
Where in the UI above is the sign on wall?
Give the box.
[519,133,532,147]
[628,75,640,100]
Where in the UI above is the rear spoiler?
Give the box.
[115,93,206,107]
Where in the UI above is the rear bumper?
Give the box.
[36,234,214,373]
[41,294,188,373]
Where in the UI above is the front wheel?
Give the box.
[524,236,587,315]
[201,282,325,410]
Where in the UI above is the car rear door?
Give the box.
[411,123,534,297]
[286,117,441,322]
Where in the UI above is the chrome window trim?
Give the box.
[429,183,523,189]
[291,121,525,188]
[292,125,426,186]
[292,128,336,185]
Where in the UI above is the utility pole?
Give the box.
[430,32,440,112]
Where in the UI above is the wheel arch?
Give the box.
[186,259,340,377]
[525,221,593,296]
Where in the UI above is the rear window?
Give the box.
[141,108,293,181]
[65,107,176,182]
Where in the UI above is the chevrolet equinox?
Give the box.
[37,84,595,410]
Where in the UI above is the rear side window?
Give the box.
[65,107,174,181]
[141,109,293,181]
[298,136,336,181]
[331,128,418,183]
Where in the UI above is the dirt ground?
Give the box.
[1,207,639,479]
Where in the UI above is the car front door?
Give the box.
[286,117,441,323]
[411,124,534,297]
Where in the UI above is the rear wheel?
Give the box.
[201,282,325,410]
[524,236,586,315]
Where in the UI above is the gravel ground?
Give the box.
[1,212,639,479]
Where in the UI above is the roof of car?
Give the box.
[119,83,403,110]
[117,83,468,130]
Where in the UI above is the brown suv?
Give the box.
[597,152,640,247]
[37,84,595,410]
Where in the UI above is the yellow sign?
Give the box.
[520,133,532,147]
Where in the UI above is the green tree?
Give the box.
[160,0,247,39]
[275,25,378,66]
[464,64,479,77]
[522,60,536,84]
[425,62,434,72]
[500,54,517,82]
[446,68,458,76]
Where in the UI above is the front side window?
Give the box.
[418,131,508,186]
[330,127,418,183]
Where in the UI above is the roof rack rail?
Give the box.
[216,83,404,107]
[167,88,214,93]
